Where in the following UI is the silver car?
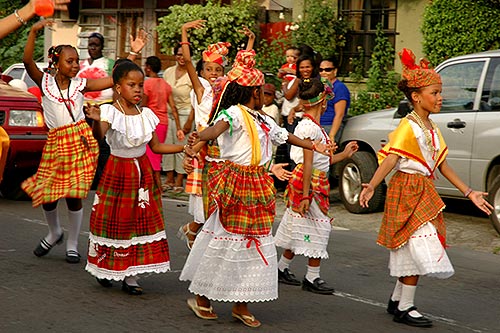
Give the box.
[337,49,500,234]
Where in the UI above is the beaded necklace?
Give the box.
[116,99,145,147]
[408,110,439,159]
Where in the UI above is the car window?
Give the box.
[5,67,24,80]
[484,62,500,111]
[439,61,485,112]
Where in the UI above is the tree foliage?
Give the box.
[0,0,44,70]
[350,23,402,116]
[290,0,349,59]
[156,0,258,61]
[422,0,500,65]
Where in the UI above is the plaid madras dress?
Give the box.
[21,119,99,207]
[85,105,170,280]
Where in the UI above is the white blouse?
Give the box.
[215,105,288,166]
[190,77,213,131]
[290,117,330,172]
[396,120,440,176]
[41,73,87,129]
[100,104,159,158]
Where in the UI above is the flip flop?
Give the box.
[187,298,218,320]
[177,224,197,250]
[232,312,261,328]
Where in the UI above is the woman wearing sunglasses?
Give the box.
[318,57,350,144]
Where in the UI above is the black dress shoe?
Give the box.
[387,298,399,315]
[302,277,335,295]
[278,268,301,286]
[65,250,81,264]
[96,278,113,288]
[33,233,64,257]
[393,306,433,327]
[122,281,143,295]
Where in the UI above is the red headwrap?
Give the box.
[226,49,264,87]
[399,48,441,88]
[202,42,231,66]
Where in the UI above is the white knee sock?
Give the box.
[66,208,83,252]
[43,207,62,245]
[278,255,293,272]
[305,265,320,283]
[398,283,423,317]
[391,280,403,302]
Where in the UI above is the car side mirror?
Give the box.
[396,100,412,117]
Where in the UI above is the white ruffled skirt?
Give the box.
[389,222,454,279]
[274,201,332,259]
[179,208,278,303]
[188,194,205,224]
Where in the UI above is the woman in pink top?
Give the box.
[143,56,184,189]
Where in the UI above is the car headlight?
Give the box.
[8,110,44,127]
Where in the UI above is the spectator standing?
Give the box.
[143,56,184,189]
[319,57,350,144]
[162,44,193,193]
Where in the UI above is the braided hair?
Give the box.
[298,78,325,101]
[208,81,259,124]
[47,44,78,70]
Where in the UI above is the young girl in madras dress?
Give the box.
[180,50,332,328]
[22,19,119,264]
[359,48,493,328]
[84,61,185,295]
[177,20,257,249]
[275,78,358,294]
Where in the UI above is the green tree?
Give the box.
[350,23,402,116]
[0,0,44,70]
[290,0,349,59]
[422,0,500,65]
[156,0,258,61]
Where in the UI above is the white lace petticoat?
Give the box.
[389,222,454,279]
[274,200,332,259]
[179,209,278,303]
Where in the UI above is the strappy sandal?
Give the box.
[177,224,197,250]
[187,298,218,320]
[232,312,261,328]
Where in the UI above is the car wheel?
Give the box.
[488,175,500,235]
[338,151,384,213]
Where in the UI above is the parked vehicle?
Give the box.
[337,49,500,234]
[2,63,48,88]
[0,80,47,199]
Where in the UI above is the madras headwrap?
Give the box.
[399,48,442,88]
[202,42,231,66]
[226,49,264,87]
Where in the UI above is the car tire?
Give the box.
[487,175,500,235]
[338,151,385,213]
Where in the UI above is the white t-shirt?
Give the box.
[290,117,330,172]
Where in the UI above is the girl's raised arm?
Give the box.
[181,20,207,105]
[23,20,52,88]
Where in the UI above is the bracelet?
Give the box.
[14,9,27,25]
[179,41,191,45]
[183,144,194,158]
[300,195,313,203]
[129,51,139,56]
[464,187,473,198]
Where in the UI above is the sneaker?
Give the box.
[278,268,301,286]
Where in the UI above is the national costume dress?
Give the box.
[275,116,332,258]
[85,104,170,281]
[377,115,454,279]
[21,74,99,207]
[179,104,289,302]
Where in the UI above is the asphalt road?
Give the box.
[1,191,499,333]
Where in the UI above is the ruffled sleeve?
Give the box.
[267,115,288,145]
[294,119,320,141]
[215,105,241,135]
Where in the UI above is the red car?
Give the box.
[0,80,47,199]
